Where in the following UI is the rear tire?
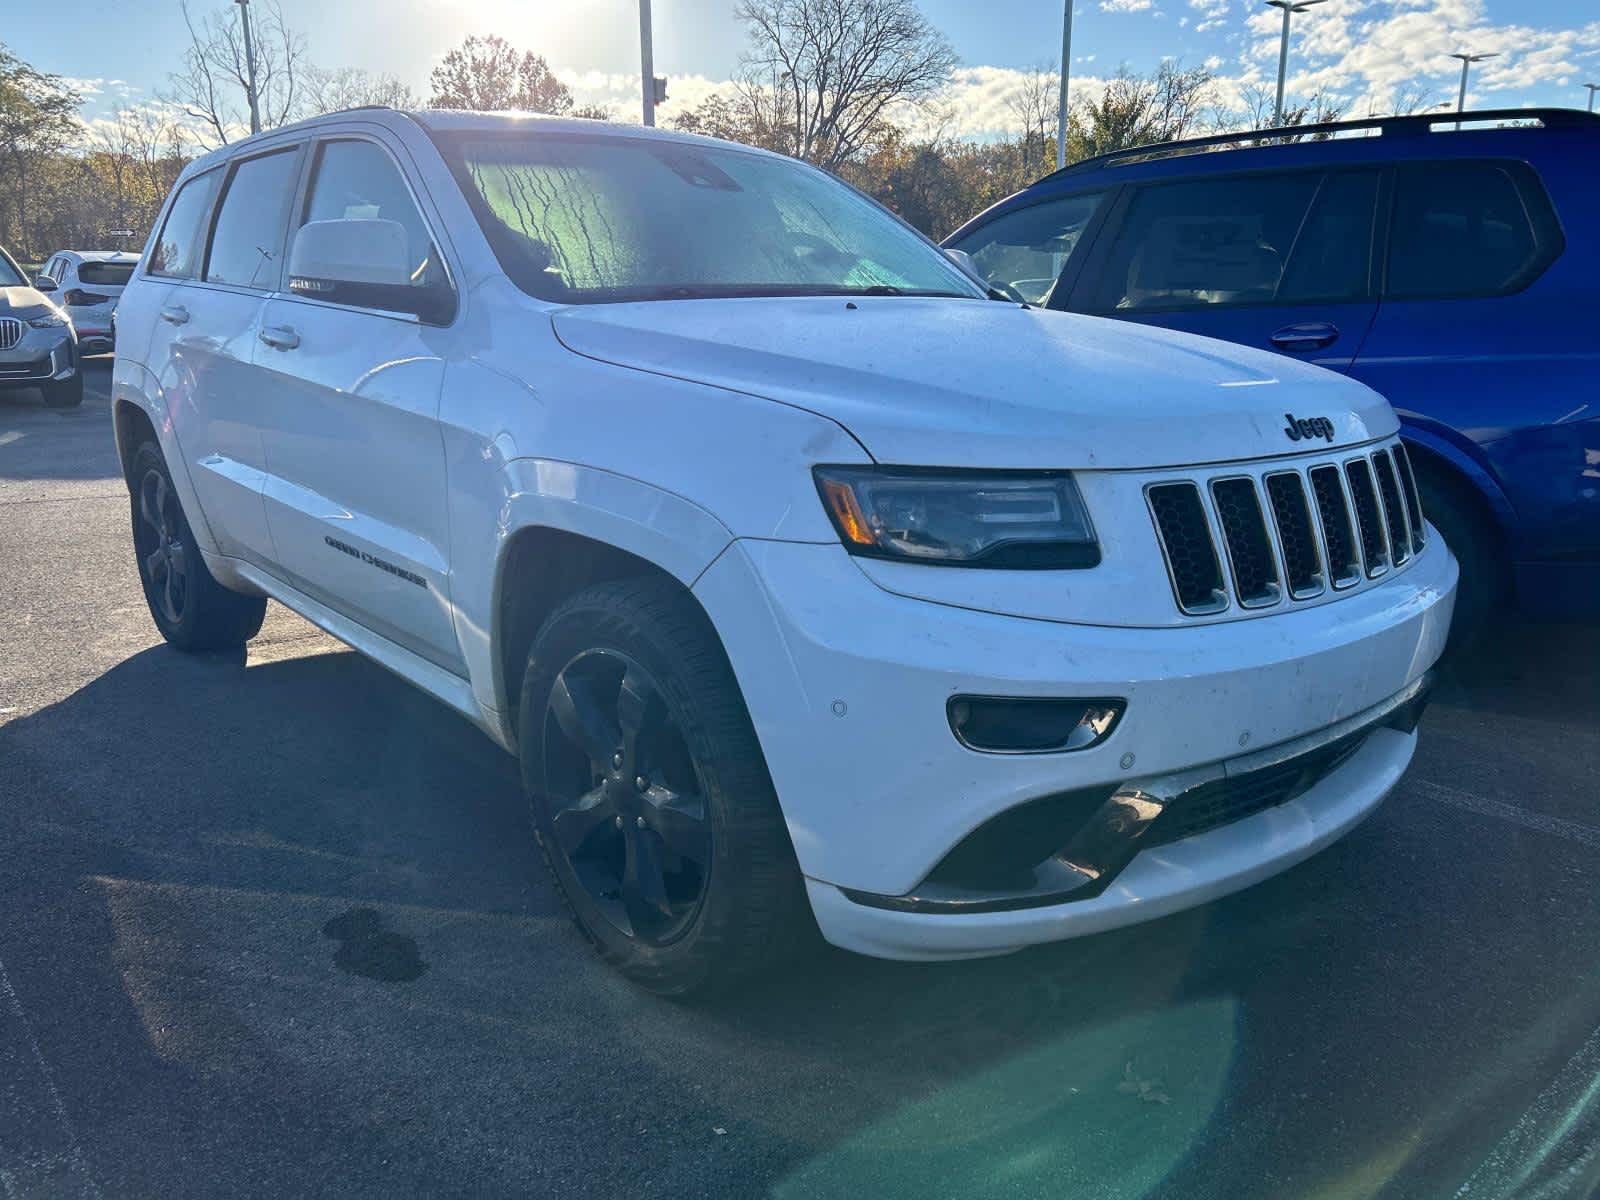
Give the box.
[1416,465,1507,653]
[42,372,83,408]
[129,440,267,652]
[519,577,811,995]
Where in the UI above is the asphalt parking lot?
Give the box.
[2,360,1598,1199]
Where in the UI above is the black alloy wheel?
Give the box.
[541,648,713,946]
[135,466,190,626]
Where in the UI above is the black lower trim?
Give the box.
[841,674,1432,916]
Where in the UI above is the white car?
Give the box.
[111,111,1455,993]
[36,249,138,355]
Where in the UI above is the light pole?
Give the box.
[1266,0,1325,128]
[1449,51,1496,129]
[1585,83,1599,113]
[639,0,656,127]
[235,0,261,135]
[1055,0,1073,170]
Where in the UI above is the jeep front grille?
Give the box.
[1147,440,1424,617]
[0,318,22,351]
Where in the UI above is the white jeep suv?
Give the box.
[112,110,1455,993]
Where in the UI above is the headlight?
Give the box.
[813,466,1098,569]
[28,312,68,329]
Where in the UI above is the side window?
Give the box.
[1089,172,1324,312]
[204,147,301,289]
[949,192,1105,305]
[148,169,221,280]
[1385,162,1562,299]
[1276,170,1380,303]
[288,138,452,320]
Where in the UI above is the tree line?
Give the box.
[0,0,1432,264]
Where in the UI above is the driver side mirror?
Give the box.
[33,275,57,293]
[287,218,455,324]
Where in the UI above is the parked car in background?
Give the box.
[0,242,82,407]
[945,108,1600,643]
[112,110,1453,993]
[35,249,138,355]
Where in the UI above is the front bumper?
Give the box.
[694,532,1456,958]
[0,326,76,387]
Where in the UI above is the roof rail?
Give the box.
[1042,107,1600,181]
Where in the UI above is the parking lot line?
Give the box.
[0,952,102,1199]
[1410,778,1600,851]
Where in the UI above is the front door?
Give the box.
[1065,167,1383,374]
[252,134,462,671]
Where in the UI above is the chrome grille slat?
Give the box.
[0,318,22,351]
[1264,472,1324,598]
[1147,482,1227,614]
[1393,443,1426,549]
[1210,477,1280,607]
[1147,439,1418,617]
[1309,464,1362,588]
[1371,450,1411,564]
[1344,458,1389,577]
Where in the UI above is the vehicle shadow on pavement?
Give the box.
[1,629,1598,1197]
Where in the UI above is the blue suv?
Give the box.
[944,108,1599,643]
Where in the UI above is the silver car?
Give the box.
[0,244,81,408]
[35,249,137,356]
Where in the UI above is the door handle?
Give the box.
[1270,322,1339,352]
[258,324,300,351]
[159,304,190,326]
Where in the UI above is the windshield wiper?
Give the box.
[856,283,904,295]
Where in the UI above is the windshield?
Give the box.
[435,132,982,304]
[0,250,25,288]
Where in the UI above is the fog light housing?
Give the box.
[948,696,1124,754]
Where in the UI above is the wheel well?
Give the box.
[1405,440,1513,569]
[496,528,694,726]
[114,400,158,486]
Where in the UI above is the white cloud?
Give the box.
[1100,0,1155,12]
[1240,0,1600,114]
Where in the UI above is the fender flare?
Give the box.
[110,359,225,558]
[482,458,737,727]
[1396,415,1517,538]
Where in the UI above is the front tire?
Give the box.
[519,578,810,995]
[1416,465,1507,653]
[43,371,83,408]
[129,441,267,652]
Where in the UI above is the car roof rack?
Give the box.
[1042,107,1600,181]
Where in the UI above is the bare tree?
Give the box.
[301,66,416,116]
[164,0,305,146]
[1005,63,1058,172]
[427,35,572,114]
[733,0,957,170]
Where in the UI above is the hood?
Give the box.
[551,297,1398,470]
[0,286,52,318]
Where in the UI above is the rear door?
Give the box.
[148,143,304,565]
[1350,157,1593,566]
[251,132,462,670]
[1063,166,1383,373]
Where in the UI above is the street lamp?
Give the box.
[1449,51,1497,129]
[1265,0,1326,128]
[235,0,261,135]
[1055,0,1073,170]
[1585,83,1599,113]
[639,0,655,127]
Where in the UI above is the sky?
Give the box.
[7,0,1600,143]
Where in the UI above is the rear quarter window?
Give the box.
[1384,160,1562,299]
